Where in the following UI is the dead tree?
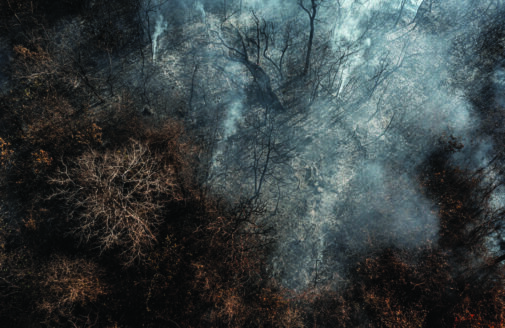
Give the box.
[299,0,320,76]
[215,14,287,111]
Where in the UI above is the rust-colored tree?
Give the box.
[49,136,186,266]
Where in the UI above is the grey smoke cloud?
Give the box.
[147,0,505,290]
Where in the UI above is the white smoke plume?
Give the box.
[152,13,168,62]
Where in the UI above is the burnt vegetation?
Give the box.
[1,0,505,327]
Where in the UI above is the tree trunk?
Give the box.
[303,0,317,76]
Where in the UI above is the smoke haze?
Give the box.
[146,0,505,290]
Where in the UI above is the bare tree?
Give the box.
[394,0,409,27]
[299,0,320,76]
[49,139,182,266]
[215,13,290,111]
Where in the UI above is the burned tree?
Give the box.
[299,0,321,76]
[215,12,288,111]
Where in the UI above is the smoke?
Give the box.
[152,13,168,62]
[147,0,505,290]
[194,1,206,23]
[222,101,243,139]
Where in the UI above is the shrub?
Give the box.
[36,255,106,326]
